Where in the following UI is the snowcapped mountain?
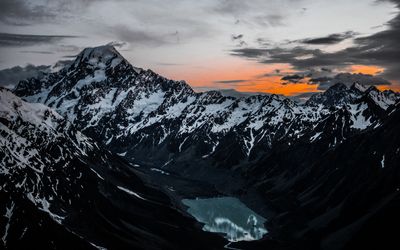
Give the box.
[307,82,399,109]
[13,45,400,172]
[240,101,400,250]
[0,88,226,249]
[4,44,400,250]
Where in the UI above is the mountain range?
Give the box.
[2,45,400,250]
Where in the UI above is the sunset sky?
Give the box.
[1,0,400,96]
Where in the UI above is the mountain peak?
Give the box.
[80,44,120,60]
[365,85,379,93]
[350,82,368,92]
[306,82,354,107]
[327,82,348,92]
[71,44,132,71]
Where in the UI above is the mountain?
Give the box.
[9,45,400,249]
[13,45,399,178]
[236,101,400,250]
[0,87,225,249]
[218,88,270,98]
[307,82,399,109]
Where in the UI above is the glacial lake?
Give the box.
[182,197,268,242]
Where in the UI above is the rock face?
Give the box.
[0,88,225,249]
[7,45,400,249]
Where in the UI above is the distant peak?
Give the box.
[327,82,348,92]
[365,85,379,93]
[218,89,270,99]
[350,82,368,92]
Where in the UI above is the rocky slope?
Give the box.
[0,87,225,249]
[234,102,400,250]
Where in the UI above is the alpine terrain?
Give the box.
[1,45,399,250]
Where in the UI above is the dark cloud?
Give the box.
[0,0,55,25]
[231,47,268,58]
[0,0,103,25]
[231,34,244,40]
[231,34,247,47]
[260,68,309,78]
[309,76,333,85]
[279,72,391,90]
[62,55,79,59]
[316,73,391,90]
[110,25,168,47]
[0,59,73,88]
[321,67,332,72]
[0,33,79,47]
[106,41,128,48]
[231,0,400,82]
[298,31,356,45]
[281,74,304,83]
[19,50,55,54]
[213,79,247,84]
[0,64,51,87]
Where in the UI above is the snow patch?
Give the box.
[117,186,147,201]
[310,132,322,142]
[150,168,170,175]
[348,104,371,130]
[1,201,15,245]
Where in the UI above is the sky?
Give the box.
[0,0,399,96]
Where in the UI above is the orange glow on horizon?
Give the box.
[235,76,320,96]
[155,60,399,96]
[377,82,400,92]
[349,65,385,75]
[350,65,400,92]
[155,58,317,96]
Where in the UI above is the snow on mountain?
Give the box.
[3,44,400,250]
[13,45,400,168]
[0,87,97,222]
[306,82,361,107]
[0,87,227,250]
[364,86,399,110]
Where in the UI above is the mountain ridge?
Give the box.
[13,45,400,173]
[3,44,400,250]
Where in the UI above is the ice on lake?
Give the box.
[182,197,268,242]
